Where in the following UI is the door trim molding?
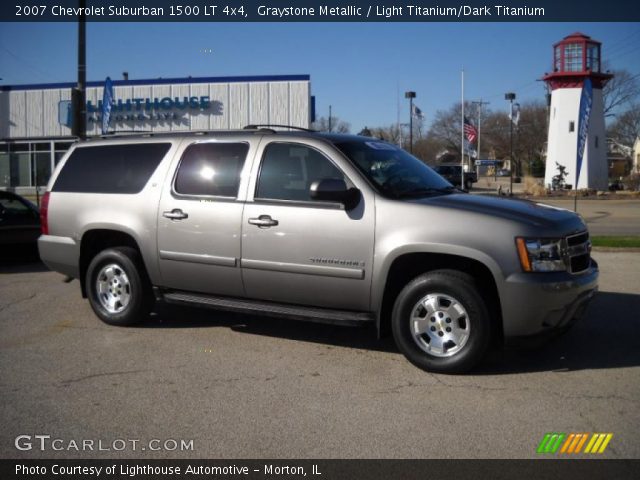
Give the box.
[241,258,364,280]
[160,250,237,267]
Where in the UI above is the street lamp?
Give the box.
[405,91,416,153]
[505,92,516,195]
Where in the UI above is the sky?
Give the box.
[1,22,639,132]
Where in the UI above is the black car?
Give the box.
[434,165,477,190]
[0,191,41,250]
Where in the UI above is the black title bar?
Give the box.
[2,459,640,480]
[2,1,640,22]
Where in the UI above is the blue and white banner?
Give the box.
[101,77,114,134]
[575,78,593,187]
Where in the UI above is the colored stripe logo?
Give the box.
[537,433,613,454]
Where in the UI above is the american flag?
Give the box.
[464,116,478,143]
[412,104,425,120]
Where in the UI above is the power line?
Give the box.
[0,45,53,82]
[607,43,640,64]
[604,29,640,55]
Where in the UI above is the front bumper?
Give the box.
[500,259,598,339]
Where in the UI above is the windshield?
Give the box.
[334,140,455,198]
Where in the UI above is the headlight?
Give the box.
[516,237,566,272]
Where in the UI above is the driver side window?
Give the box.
[256,143,345,202]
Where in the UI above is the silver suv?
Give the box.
[38,127,598,373]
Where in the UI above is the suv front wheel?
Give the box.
[86,247,152,326]
[391,270,491,373]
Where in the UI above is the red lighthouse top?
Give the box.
[542,32,612,90]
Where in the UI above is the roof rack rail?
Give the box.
[243,124,316,132]
[90,130,218,140]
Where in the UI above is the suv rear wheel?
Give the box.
[86,247,152,326]
[391,270,491,373]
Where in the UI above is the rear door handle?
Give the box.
[163,209,188,220]
[248,215,279,228]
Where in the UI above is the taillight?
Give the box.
[40,191,50,235]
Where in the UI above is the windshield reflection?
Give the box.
[334,140,456,198]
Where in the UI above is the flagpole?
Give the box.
[397,82,401,147]
[461,67,465,188]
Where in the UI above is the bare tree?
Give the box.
[607,103,640,148]
[515,101,549,176]
[425,100,549,176]
[312,116,350,133]
[602,68,640,117]
[366,124,402,143]
[413,133,448,164]
[428,102,469,156]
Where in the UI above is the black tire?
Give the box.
[391,269,491,374]
[86,247,152,326]
[465,179,473,191]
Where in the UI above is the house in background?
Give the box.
[607,139,632,179]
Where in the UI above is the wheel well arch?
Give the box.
[378,252,503,343]
[79,229,143,298]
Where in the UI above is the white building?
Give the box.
[0,74,312,193]
[543,33,611,190]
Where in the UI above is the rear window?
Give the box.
[52,143,171,194]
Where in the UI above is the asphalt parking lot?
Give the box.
[1,251,639,459]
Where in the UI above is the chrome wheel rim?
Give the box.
[409,293,470,358]
[96,263,131,314]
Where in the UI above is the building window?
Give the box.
[586,44,600,72]
[0,140,76,188]
[34,152,51,187]
[563,43,583,72]
[569,121,575,132]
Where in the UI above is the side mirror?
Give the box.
[310,178,360,210]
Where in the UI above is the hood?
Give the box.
[412,193,586,233]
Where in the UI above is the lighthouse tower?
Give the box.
[543,33,612,190]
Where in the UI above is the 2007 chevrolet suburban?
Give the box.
[38,126,598,373]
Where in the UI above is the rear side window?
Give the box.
[174,142,249,197]
[53,143,171,194]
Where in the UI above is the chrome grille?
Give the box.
[564,231,591,274]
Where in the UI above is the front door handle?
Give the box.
[248,215,279,228]
[163,209,188,220]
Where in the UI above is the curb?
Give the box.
[591,247,640,253]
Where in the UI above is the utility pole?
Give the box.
[328,105,332,133]
[471,99,490,177]
[72,0,87,139]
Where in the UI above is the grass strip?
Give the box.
[591,236,640,248]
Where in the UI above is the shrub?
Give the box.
[523,176,547,196]
[621,173,640,191]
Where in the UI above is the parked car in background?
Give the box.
[434,165,477,190]
[0,191,41,252]
[608,179,624,191]
[496,169,511,177]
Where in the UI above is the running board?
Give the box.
[159,290,374,326]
